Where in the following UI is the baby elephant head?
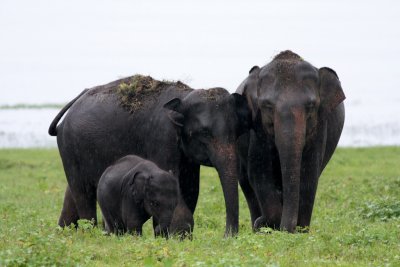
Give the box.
[129,168,179,238]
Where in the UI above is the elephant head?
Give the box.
[128,166,179,237]
[241,50,345,232]
[163,88,250,235]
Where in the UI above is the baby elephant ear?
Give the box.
[319,67,346,114]
[127,170,145,203]
[163,98,184,127]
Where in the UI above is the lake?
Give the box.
[1,101,399,148]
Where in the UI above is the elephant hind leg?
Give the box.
[69,184,98,226]
[58,185,79,227]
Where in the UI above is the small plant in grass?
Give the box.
[359,197,400,221]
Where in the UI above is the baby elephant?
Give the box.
[97,155,180,237]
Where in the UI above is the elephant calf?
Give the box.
[97,155,189,237]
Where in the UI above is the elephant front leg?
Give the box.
[297,141,323,231]
[178,160,200,214]
[297,168,319,231]
[248,132,282,231]
[58,185,79,227]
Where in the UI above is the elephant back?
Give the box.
[87,75,192,113]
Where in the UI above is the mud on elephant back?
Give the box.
[49,74,251,237]
[236,50,346,233]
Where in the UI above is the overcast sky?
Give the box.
[1,0,399,107]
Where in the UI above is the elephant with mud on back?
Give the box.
[236,51,345,233]
[49,75,250,236]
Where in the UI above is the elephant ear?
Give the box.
[163,98,184,127]
[244,66,261,122]
[248,65,260,74]
[319,67,346,115]
[231,93,252,133]
[236,66,259,94]
[126,169,146,203]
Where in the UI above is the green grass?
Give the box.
[0,148,399,266]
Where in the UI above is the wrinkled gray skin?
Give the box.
[49,77,250,237]
[236,51,345,233]
[97,155,179,237]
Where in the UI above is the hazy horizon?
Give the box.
[1,0,399,105]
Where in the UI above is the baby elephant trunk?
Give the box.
[154,211,175,238]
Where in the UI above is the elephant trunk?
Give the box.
[209,141,239,236]
[274,107,306,233]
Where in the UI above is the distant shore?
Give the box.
[0,103,65,110]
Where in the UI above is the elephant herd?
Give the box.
[49,50,345,238]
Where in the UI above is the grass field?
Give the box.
[0,148,399,266]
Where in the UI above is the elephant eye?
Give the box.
[261,101,274,113]
[198,128,211,137]
[265,104,274,111]
[150,201,159,207]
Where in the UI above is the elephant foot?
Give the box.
[253,216,268,231]
[295,226,310,233]
[223,228,239,238]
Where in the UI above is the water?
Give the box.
[340,98,400,146]
[0,108,59,148]
[1,103,399,148]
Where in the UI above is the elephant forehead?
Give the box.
[262,59,316,80]
[150,182,178,198]
[275,87,317,104]
[185,88,228,102]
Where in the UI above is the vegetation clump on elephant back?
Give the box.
[117,74,190,112]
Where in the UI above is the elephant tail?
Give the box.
[48,89,89,136]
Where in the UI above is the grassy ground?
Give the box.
[0,148,399,266]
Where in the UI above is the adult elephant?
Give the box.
[49,75,250,236]
[236,51,345,233]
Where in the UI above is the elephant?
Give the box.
[236,50,345,233]
[49,74,250,236]
[97,155,180,237]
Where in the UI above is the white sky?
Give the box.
[0,0,399,107]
